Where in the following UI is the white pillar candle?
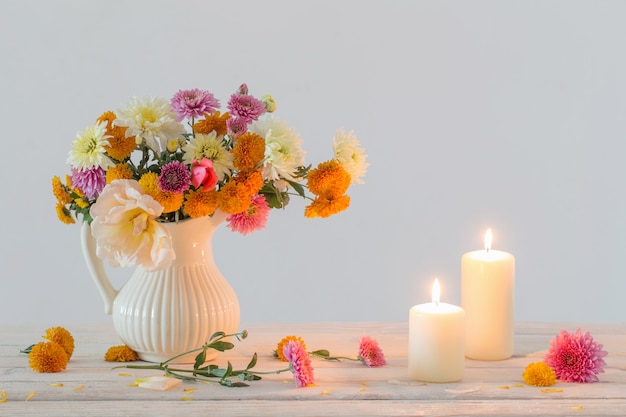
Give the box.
[461,229,515,360]
[408,279,465,383]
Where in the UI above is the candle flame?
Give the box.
[432,278,440,306]
[485,228,492,252]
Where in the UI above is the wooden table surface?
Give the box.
[0,322,624,416]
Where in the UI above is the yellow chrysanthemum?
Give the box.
[235,170,264,196]
[29,341,68,373]
[275,336,307,362]
[217,181,251,214]
[52,176,72,205]
[72,189,90,209]
[43,327,75,360]
[104,345,139,362]
[106,164,134,183]
[523,362,557,387]
[232,132,265,171]
[55,203,75,224]
[183,189,219,218]
[307,160,351,199]
[97,111,136,161]
[138,172,183,213]
[194,111,230,136]
[304,195,351,219]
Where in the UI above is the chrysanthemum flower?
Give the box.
[182,131,234,182]
[114,96,185,153]
[194,111,230,136]
[183,189,219,218]
[234,170,264,195]
[90,179,174,271]
[43,327,75,360]
[275,336,307,362]
[283,340,315,388]
[139,172,184,213]
[233,132,265,171]
[158,161,190,194]
[217,181,251,214]
[55,203,75,224]
[97,111,136,161]
[544,329,608,383]
[304,195,351,219]
[226,117,249,138]
[523,362,557,386]
[261,94,277,112]
[28,341,68,373]
[106,164,134,183]
[71,167,106,199]
[227,194,270,235]
[104,345,138,362]
[52,176,72,205]
[358,336,387,368]
[307,160,351,199]
[72,188,90,209]
[227,93,266,123]
[170,89,220,122]
[333,129,368,185]
[248,115,305,183]
[67,122,114,171]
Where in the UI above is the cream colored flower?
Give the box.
[67,122,114,170]
[332,129,368,184]
[182,131,233,182]
[89,180,174,271]
[114,96,185,152]
[249,115,305,183]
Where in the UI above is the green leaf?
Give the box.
[311,349,330,358]
[194,348,207,369]
[209,341,235,352]
[209,331,226,340]
[19,344,35,354]
[246,352,258,370]
[286,180,306,198]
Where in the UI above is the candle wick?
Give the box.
[435,300,439,308]
[486,247,490,253]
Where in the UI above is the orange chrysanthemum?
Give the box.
[234,170,264,195]
[183,189,219,218]
[97,111,136,161]
[55,203,75,224]
[28,341,68,373]
[217,181,251,214]
[307,160,351,199]
[138,172,183,213]
[304,195,351,219]
[523,362,557,387]
[275,336,308,362]
[106,164,134,183]
[52,176,72,205]
[43,327,75,359]
[194,111,230,136]
[104,345,139,362]
[232,132,265,171]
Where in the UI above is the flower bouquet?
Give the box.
[52,84,368,271]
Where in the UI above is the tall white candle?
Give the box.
[461,229,515,360]
[408,279,465,383]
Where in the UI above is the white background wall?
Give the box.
[1,1,624,326]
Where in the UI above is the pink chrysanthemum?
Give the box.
[226,117,249,138]
[544,329,608,383]
[170,89,220,122]
[158,161,190,193]
[358,336,387,368]
[283,340,315,388]
[226,194,270,235]
[227,94,266,123]
[71,167,106,199]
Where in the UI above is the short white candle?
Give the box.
[461,229,515,360]
[408,278,465,383]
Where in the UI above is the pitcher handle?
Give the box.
[80,222,118,315]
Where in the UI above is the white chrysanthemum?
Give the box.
[90,180,174,272]
[66,122,114,171]
[332,129,368,184]
[248,115,305,183]
[114,96,185,152]
[182,131,233,182]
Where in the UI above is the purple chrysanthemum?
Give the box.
[544,329,608,383]
[170,89,220,122]
[227,94,266,123]
[226,194,271,235]
[158,161,190,193]
[358,336,387,368]
[71,167,106,199]
[282,340,315,388]
[226,117,249,138]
